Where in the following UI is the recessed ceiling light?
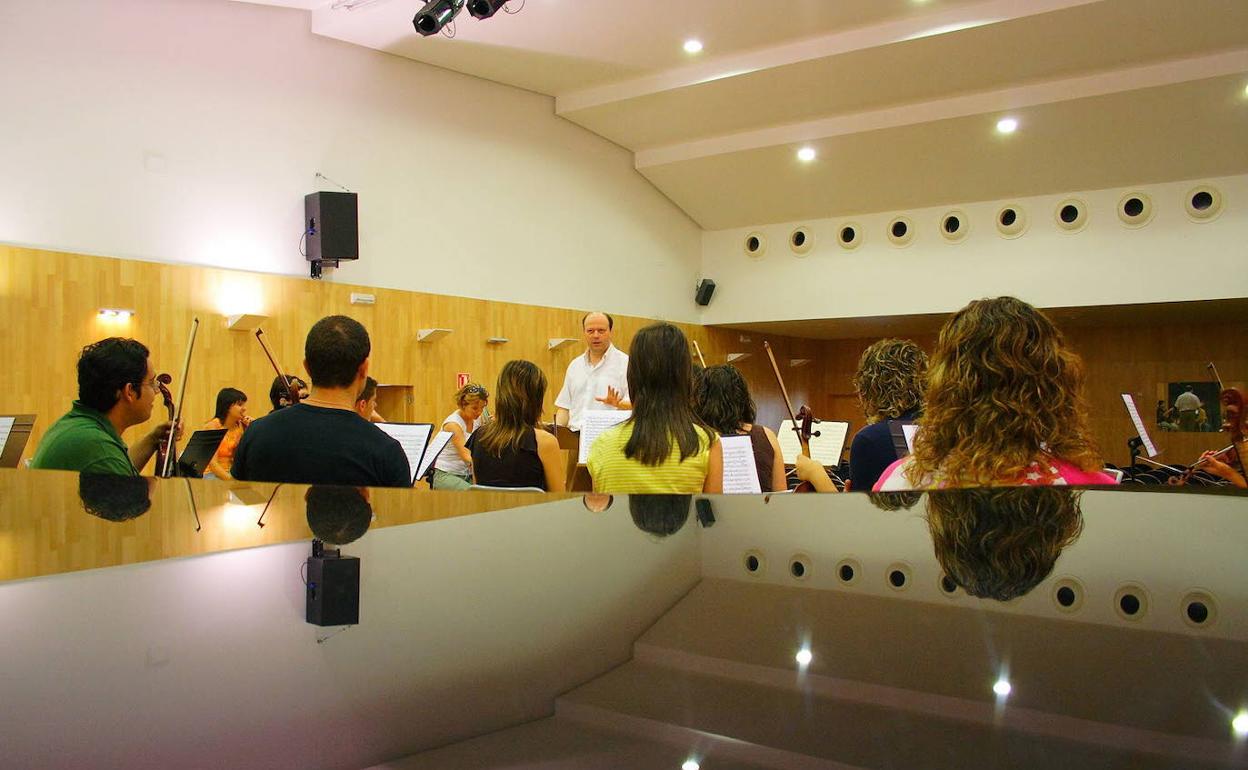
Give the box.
[993,678,1012,697]
[1233,711,1248,737]
[996,117,1019,134]
[682,760,700,770]
[795,648,813,666]
[683,39,703,54]
[796,147,817,162]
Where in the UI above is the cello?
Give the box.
[763,341,820,492]
[154,318,200,477]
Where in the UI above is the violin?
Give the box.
[763,341,821,492]
[255,328,303,406]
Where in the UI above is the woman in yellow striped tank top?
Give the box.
[587,323,723,494]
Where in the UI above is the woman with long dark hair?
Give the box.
[587,323,722,493]
[203,387,249,480]
[693,365,784,492]
[469,360,565,490]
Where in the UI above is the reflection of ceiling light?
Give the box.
[993,678,1012,697]
[796,147,817,162]
[795,648,813,666]
[996,117,1019,134]
[682,761,700,770]
[98,308,134,320]
[903,19,998,41]
[1233,711,1248,737]
[683,39,703,54]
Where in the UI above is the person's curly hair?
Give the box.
[908,297,1101,486]
[852,339,927,423]
[926,487,1084,601]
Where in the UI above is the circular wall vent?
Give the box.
[1055,198,1089,232]
[996,204,1028,238]
[940,210,969,243]
[887,216,915,247]
[789,226,815,256]
[1117,192,1153,228]
[744,232,767,257]
[837,223,863,250]
[1184,185,1223,222]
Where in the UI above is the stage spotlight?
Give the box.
[467,0,509,19]
[413,0,465,36]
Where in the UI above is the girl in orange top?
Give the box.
[203,387,250,480]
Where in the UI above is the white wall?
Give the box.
[701,174,1248,324]
[0,0,703,323]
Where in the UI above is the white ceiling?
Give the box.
[240,0,1248,229]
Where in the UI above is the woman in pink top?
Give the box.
[874,297,1117,490]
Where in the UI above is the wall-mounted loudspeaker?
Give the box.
[306,552,360,626]
[305,191,359,264]
[695,278,716,306]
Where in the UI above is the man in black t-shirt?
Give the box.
[233,316,410,487]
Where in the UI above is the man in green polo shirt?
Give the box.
[32,338,180,475]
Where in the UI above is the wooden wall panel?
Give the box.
[4,245,1243,472]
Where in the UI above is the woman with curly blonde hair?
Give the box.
[874,296,1116,489]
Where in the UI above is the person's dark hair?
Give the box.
[269,374,307,411]
[213,387,247,422]
[474,360,546,457]
[866,491,923,512]
[692,365,757,435]
[305,315,371,388]
[581,311,614,330]
[79,474,152,522]
[357,376,378,405]
[926,487,1084,601]
[629,494,691,537]
[77,338,150,413]
[625,323,714,465]
[305,486,373,545]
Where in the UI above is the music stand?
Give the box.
[549,424,581,491]
[0,414,36,468]
[176,429,227,478]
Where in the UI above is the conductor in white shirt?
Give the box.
[555,312,632,431]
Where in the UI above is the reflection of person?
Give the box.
[1155,400,1165,425]
[582,493,614,512]
[32,338,182,475]
[233,316,411,487]
[203,387,249,481]
[431,383,489,490]
[269,374,309,412]
[926,487,1084,601]
[587,323,722,494]
[875,297,1116,489]
[554,312,631,431]
[79,473,154,521]
[866,491,923,512]
[692,365,785,493]
[1175,386,1201,432]
[470,361,565,490]
[629,494,691,537]
[305,486,373,545]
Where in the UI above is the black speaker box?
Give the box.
[305,191,359,262]
[306,554,360,626]
[695,278,716,306]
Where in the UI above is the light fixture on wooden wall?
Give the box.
[226,314,269,332]
[548,338,577,350]
[417,328,453,343]
[97,308,134,321]
[487,337,509,345]
[727,353,751,363]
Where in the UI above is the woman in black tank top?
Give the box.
[692,365,787,492]
[469,360,565,491]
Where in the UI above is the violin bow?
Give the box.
[255,328,301,404]
[160,317,200,477]
[692,340,707,369]
[763,341,811,458]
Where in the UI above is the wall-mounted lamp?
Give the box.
[417,328,453,343]
[790,359,813,368]
[226,314,269,332]
[727,353,751,363]
[548,338,578,351]
[98,308,135,320]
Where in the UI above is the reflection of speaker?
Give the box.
[305,192,359,263]
[695,279,716,306]
[306,554,360,626]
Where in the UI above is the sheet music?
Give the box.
[777,420,849,466]
[377,423,434,484]
[0,417,13,455]
[902,424,918,454]
[578,410,632,464]
[1120,394,1159,458]
[720,434,762,494]
[417,431,453,481]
